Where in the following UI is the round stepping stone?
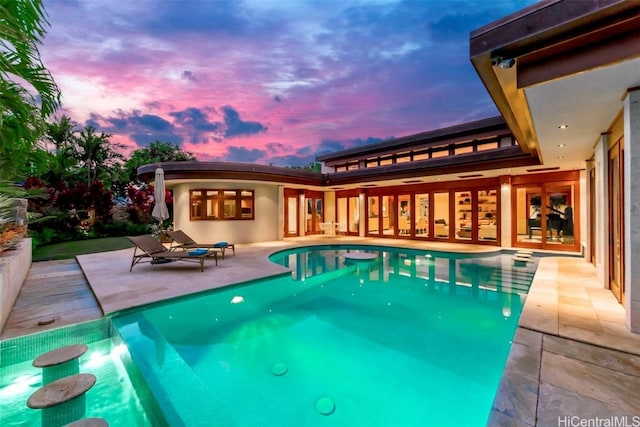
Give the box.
[33,344,88,368]
[271,362,288,376]
[65,418,109,427]
[33,344,89,384]
[344,253,377,261]
[316,397,335,415]
[27,373,96,409]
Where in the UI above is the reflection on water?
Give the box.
[270,245,536,301]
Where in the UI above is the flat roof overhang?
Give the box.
[322,146,539,186]
[470,0,640,165]
[138,161,324,187]
[316,116,511,164]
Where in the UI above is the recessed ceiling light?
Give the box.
[557,156,564,160]
[558,124,568,129]
[557,143,566,147]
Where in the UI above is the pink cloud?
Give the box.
[41,0,536,165]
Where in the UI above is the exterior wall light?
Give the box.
[491,55,516,69]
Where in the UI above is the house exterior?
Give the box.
[138,0,640,331]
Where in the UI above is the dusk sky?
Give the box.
[41,0,536,166]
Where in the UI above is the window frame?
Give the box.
[189,189,255,221]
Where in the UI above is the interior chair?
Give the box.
[416,217,428,235]
[398,216,410,234]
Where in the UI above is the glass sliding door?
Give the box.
[454,191,472,241]
[305,193,324,235]
[608,140,624,302]
[515,187,542,245]
[348,196,359,234]
[382,195,395,235]
[414,193,429,238]
[478,189,497,241]
[336,193,361,236]
[545,186,574,246]
[368,196,380,235]
[337,197,347,234]
[513,178,579,251]
[284,190,299,237]
[398,194,411,236]
[433,192,449,239]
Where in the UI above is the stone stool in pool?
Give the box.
[344,253,378,276]
[33,344,88,385]
[27,373,96,427]
[512,254,531,267]
[65,417,109,427]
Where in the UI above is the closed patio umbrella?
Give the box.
[151,167,169,232]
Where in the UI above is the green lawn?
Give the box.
[32,237,134,262]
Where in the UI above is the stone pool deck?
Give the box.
[489,257,640,426]
[2,236,639,425]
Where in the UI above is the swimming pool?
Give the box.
[0,318,165,426]
[112,245,536,426]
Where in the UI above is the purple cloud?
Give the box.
[221,106,267,138]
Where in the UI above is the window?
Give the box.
[454,145,474,155]
[379,157,393,166]
[190,189,254,220]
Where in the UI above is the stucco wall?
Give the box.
[172,182,280,244]
[0,238,32,333]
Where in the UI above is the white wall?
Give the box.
[0,239,31,333]
[624,88,640,332]
[324,191,336,221]
[500,182,512,247]
[594,135,608,285]
[172,182,280,244]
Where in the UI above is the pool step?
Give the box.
[27,373,96,427]
[113,313,235,426]
[29,344,109,427]
[488,269,536,294]
[33,344,88,384]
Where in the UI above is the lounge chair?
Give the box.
[127,235,217,272]
[166,230,235,259]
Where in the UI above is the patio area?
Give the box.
[1,236,639,426]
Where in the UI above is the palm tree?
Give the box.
[73,126,124,187]
[45,115,78,151]
[0,0,60,181]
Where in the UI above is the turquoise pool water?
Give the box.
[0,319,164,426]
[114,245,536,426]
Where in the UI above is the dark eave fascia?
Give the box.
[321,146,539,186]
[138,161,324,187]
[469,0,640,158]
[470,0,637,59]
[138,146,539,188]
[315,116,508,163]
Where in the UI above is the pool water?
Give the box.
[0,319,164,426]
[114,246,536,426]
